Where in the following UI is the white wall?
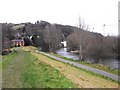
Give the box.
[118,1,120,35]
[61,41,67,47]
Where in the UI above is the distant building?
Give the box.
[12,39,24,47]
[12,33,25,46]
[61,41,67,47]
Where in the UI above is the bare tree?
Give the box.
[43,24,62,52]
[75,17,88,60]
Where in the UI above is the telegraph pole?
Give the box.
[78,17,83,60]
[103,24,106,36]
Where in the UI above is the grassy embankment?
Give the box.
[2,48,76,88]
[22,46,118,88]
[50,53,120,75]
[41,52,119,84]
[0,55,2,89]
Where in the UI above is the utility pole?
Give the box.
[103,24,106,36]
[78,17,83,60]
[93,28,94,31]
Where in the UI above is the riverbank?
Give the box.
[50,53,120,76]
[56,48,119,70]
[22,46,118,88]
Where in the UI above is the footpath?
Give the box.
[37,51,120,82]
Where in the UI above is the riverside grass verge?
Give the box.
[21,59,76,88]
[22,46,119,88]
[49,53,120,76]
[40,52,119,84]
[2,48,76,88]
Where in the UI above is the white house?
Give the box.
[61,41,67,47]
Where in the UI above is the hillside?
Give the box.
[1,20,118,63]
[2,20,104,52]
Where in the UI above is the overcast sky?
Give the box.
[0,0,119,36]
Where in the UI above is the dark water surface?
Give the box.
[56,48,120,69]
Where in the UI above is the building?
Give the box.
[12,33,25,47]
[12,39,24,47]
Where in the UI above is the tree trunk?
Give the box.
[79,44,83,60]
[49,44,52,52]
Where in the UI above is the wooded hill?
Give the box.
[1,20,119,62]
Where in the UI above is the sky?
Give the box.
[0,0,119,36]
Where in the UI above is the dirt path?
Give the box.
[22,46,119,88]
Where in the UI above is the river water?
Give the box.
[56,48,120,69]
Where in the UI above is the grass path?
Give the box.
[22,46,119,88]
[2,49,32,88]
[2,47,76,88]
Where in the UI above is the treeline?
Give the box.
[1,21,119,62]
[2,21,74,53]
[67,28,118,63]
[30,23,63,52]
[2,22,63,53]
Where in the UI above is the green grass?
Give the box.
[2,48,76,88]
[2,49,37,88]
[71,63,120,84]
[0,61,1,89]
[0,62,2,69]
[21,59,76,88]
[39,52,119,84]
[2,51,19,68]
[50,53,120,75]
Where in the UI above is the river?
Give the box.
[56,48,120,69]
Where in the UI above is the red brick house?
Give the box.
[12,39,24,47]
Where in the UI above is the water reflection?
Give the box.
[56,48,120,69]
[56,48,79,60]
[63,48,67,51]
